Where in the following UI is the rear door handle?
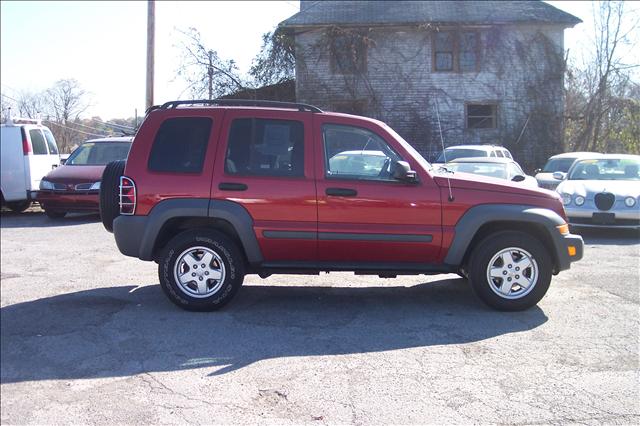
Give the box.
[218,182,248,191]
[326,188,357,197]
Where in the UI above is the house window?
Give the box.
[331,34,367,74]
[466,104,497,129]
[433,30,479,72]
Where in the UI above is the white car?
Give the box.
[444,157,538,188]
[556,154,640,230]
[535,152,599,190]
[1,117,60,212]
[434,144,513,165]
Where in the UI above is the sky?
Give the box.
[1,1,637,121]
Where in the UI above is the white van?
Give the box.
[1,117,61,212]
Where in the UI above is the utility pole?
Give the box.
[208,50,214,100]
[145,0,155,110]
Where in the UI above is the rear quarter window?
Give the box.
[43,129,59,154]
[148,117,212,173]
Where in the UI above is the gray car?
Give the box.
[556,154,640,230]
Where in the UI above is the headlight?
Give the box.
[90,181,101,190]
[625,197,636,207]
[574,195,585,206]
[39,180,54,190]
[561,193,572,206]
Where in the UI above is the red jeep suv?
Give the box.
[100,100,583,312]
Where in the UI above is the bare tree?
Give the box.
[16,91,47,119]
[175,28,245,99]
[249,27,296,86]
[45,79,91,152]
[566,1,640,153]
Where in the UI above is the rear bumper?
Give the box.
[36,190,99,212]
[113,215,150,259]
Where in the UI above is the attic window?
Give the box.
[433,30,479,72]
[330,34,367,74]
[466,104,497,129]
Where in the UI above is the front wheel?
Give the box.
[158,229,245,311]
[468,231,552,311]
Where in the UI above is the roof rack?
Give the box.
[152,99,323,113]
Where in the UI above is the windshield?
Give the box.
[568,158,640,181]
[436,148,486,163]
[66,142,131,165]
[447,162,508,179]
[542,157,576,173]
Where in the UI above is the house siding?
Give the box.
[294,24,566,170]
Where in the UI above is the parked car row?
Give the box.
[434,144,639,231]
[1,117,132,216]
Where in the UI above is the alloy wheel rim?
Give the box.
[173,246,226,298]
[486,247,538,300]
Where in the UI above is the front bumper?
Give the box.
[556,232,584,272]
[565,206,640,230]
[36,190,100,212]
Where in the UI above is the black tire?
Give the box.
[468,231,552,311]
[99,160,126,232]
[44,209,66,219]
[6,200,31,213]
[158,229,245,311]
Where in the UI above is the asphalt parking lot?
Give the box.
[1,208,639,424]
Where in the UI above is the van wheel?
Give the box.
[6,201,31,213]
[468,231,552,311]
[158,229,245,311]
[99,160,126,232]
[44,209,66,219]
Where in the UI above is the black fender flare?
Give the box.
[443,204,568,268]
[113,198,263,264]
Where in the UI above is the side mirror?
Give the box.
[511,175,525,182]
[552,171,566,180]
[60,158,66,165]
[534,168,541,174]
[391,160,417,183]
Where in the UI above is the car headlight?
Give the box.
[39,180,54,190]
[574,195,585,206]
[90,181,101,190]
[625,197,636,207]
[561,193,572,206]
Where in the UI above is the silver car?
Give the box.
[556,154,640,230]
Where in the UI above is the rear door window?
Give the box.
[29,129,48,155]
[43,129,59,154]
[225,118,304,177]
[148,117,212,173]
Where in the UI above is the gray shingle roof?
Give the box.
[280,1,582,28]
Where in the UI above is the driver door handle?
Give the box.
[326,188,357,197]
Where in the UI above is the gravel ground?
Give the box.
[1,208,639,425]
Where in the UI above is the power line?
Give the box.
[43,120,108,138]
[88,117,135,130]
[1,93,19,103]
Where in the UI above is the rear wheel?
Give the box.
[6,200,31,213]
[468,231,552,311]
[99,160,126,232]
[158,229,245,311]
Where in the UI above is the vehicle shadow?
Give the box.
[0,210,100,228]
[1,279,547,383]
[574,227,640,246]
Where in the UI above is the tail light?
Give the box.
[21,128,32,155]
[119,176,136,215]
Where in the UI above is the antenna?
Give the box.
[435,96,454,202]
